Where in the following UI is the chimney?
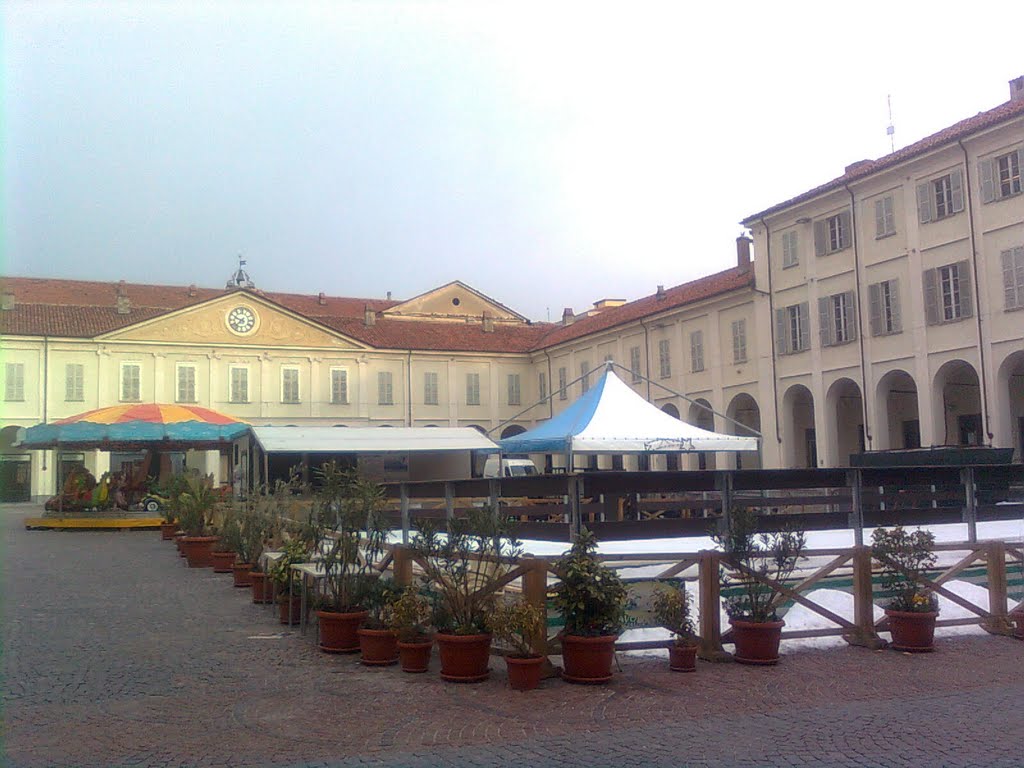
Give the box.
[561,307,574,326]
[187,284,197,297]
[736,234,753,270]
[1011,75,1024,103]
[482,311,494,333]
[116,280,127,296]
[655,285,666,301]
[363,305,376,327]
[386,291,392,301]
[844,159,873,175]
[318,292,327,306]
[1,291,14,311]
[116,295,131,315]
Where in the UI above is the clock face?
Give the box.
[227,306,257,335]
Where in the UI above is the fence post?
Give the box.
[846,544,886,649]
[444,481,454,521]
[400,483,410,545]
[521,557,549,655]
[697,550,731,662]
[962,467,978,544]
[715,471,734,535]
[847,469,864,547]
[568,475,582,540]
[982,539,1014,636]
[392,544,413,587]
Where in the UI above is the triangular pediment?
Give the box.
[384,281,526,323]
[99,292,368,349]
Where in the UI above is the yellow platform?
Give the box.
[25,517,163,530]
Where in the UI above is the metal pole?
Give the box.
[848,469,864,547]
[962,467,977,544]
[444,481,454,521]
[400,483,410,545]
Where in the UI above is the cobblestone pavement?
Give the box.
[3,503,1023,768]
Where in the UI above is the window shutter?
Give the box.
[957,261,973,318]
[916,182,932,223]
[889,279,902,333]
[950,168,964,213]
[874,199,885,238]
[979,158,996,203]
[1018,149,1024,190]
[844,290,857,341]
[1014,247,1024,308]
[923,268,939,325]
[775,308,789,354]
[1002,249,1018,309]
[818,297,832,347]
[798,302,809,350]
[813,220,826,256]
[868,283,881,335]
[838,210,853,249]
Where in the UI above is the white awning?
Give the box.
[250,426,499,454]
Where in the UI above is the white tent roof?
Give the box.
[498,368,759,454]
[251,426,499,454]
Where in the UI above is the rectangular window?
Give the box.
[814,210,852,255]
[819,291,856,346]
[917,169,963,222]
[997,152,1022,198]
[507,373,521,406]
[658,339,671,378]
[466,373,480,406]
[423,372,438,406]
[934,175,953,219]
[868,279,902,335]
[980,149,1024,202]
[4,362,25,401]
[230,367,249,404]
[538,372,547,402]
[731,319,747,363]
[923,261,973,325]
[875,195,895,238]
[378,371,394,405]
[330,368,349,404]
[281,367,300,403]
[176,364,197,403]
[65,363,84,401]
[781,230,799,268]
[689,331,704,373]
[775,303,809,354]
[120,363,141,402]
[1001,246,1024,310]
[629,346,642,383]
[558,367,567,401]
[580,362,591,393]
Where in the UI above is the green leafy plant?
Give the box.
[652,582,696,646]
[156,473,191,524]
[871,526,938,613]
[269,538,310,600]
[177,472,219,537]
[411,507,521,635]
[712,508,806,622]
[552,528,627,637]
[388,586,433,642]
[489,599,546,658]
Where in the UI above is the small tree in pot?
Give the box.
[872,526,939,652]
[552,528,627,684]
[211,509,240,573]
[269,538,311,625]
[489,599,547,691]
[712,508,805,665]
[652,582,698,672]
[411,507,520,683]
[388,586,434,673]
[177,473,221,568]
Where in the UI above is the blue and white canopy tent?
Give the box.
[498,366,759,456]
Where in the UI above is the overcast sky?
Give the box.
[3,1,1020,321]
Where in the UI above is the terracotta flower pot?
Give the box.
[175,533,187,556]
[436,633,492,683]
[505,655,544,691]
[885,609,938,652]
[560,634,617,684]
[250,571,273,604]
[278,594,302,625]
[181,536,219,568]
[232,563,253,588]
[397,638,433,673]
[317,610,369,653]
[729,618,785,665]
[211,551,236,573]
[358,628,399,666]
[668,642,698,672]
[160,523,178,540]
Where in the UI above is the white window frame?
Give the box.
[689,331,704,373]
[831,293,851,344]
[558,367,567,401]
[281,366,301,404]
[466,372,480,406]
[175,363,197,403]
[996,152,1022,199]
[120,362,141,402]
[423,371,439,406]
[875,195,895,238]
[65,363,84,402]
[923,261,972,326]
[378,371,394,406]
[939,264,962,321]
[229,366,249,404]
[776,303,810,354]
[814,211,852,255]
[869,279,902,336]
[5,362,25,402]
[330,367,349,405]
[731,320,747,364]
[782,230,799,268]
[629,346,642,383]
[658,339,671,379]
[507,373,521,407]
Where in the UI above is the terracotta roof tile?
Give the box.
[742,96,1024,224]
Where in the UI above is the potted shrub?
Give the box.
[313,463,389,654]
[490,598,547,691]
[229,504,267,588]
[411,507,520,683]
[157,473,189,540]
[247,481,291,602]
[357,579,401,666]
[713,508,805,665]
[653,582,698,672]
[178,473,221,568]
[269,538,311,625]
[211,511,240,573]
[872,525,939,652]
[388,586,434,673]
[552,528,627,684]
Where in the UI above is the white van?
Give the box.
[482,456,539,478]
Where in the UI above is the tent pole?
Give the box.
[487,362,613,438]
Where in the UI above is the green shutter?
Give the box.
[889,279,902,333]
[838,210,853,250]
[818,297,832,347]
[775,308,788,354]
[916,182,932,223]
[868,283,881,336]
[844,291,857,341]
[950,169,964,213]
[813,220,826,256]
[979,158,996,203]
[923,268,939,325]
[957,261,973,318]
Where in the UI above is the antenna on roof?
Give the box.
[886,94,896,154]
